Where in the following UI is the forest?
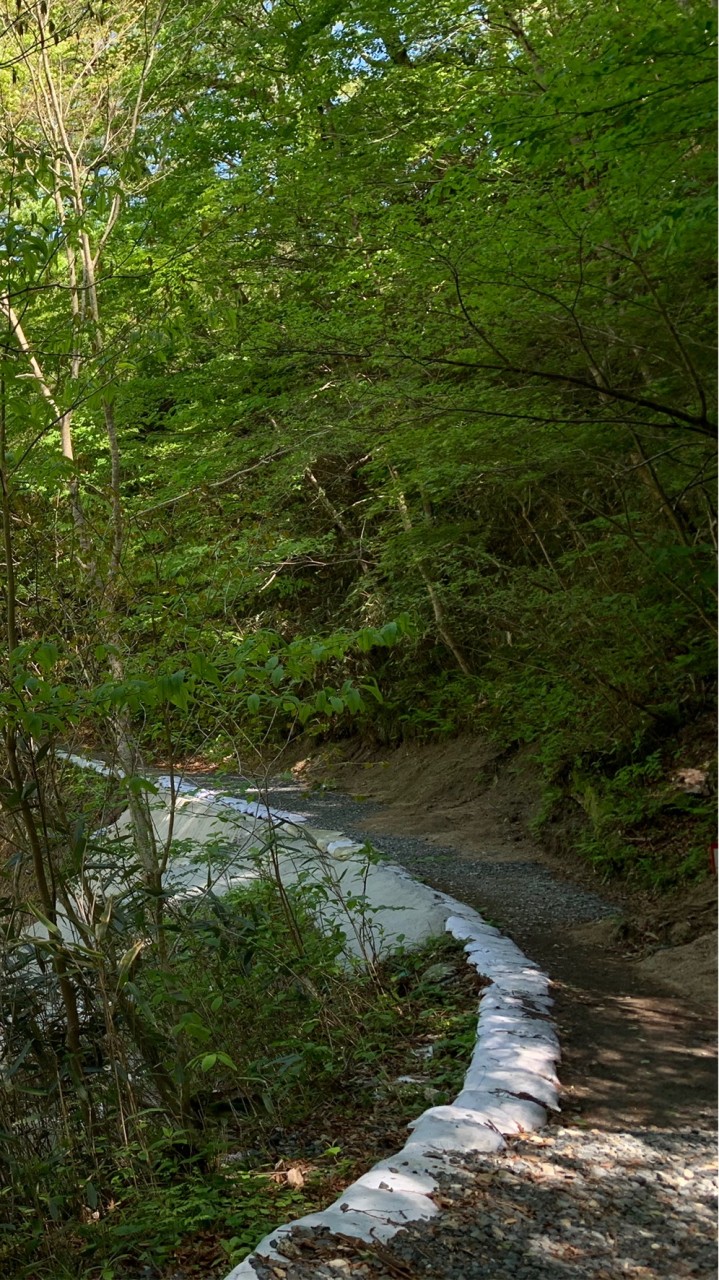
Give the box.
[0,0,715,1276]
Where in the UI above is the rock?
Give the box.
[671,767,711,796]
[421,962,457,985]
[669,920,694,946]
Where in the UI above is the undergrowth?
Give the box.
[1,876,480,1280]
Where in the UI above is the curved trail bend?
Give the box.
[238,773,717,1280]
[261,777,716,1135]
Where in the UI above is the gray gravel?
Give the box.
[254,1127,717,1279]
[258,779,617,934]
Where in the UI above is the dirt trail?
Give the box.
[234,744,717,1280]
[264,738,717,1134]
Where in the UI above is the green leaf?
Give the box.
[189,653,221,685]
[116,940,145,989]
[35,642,59,673]
[344,687,362,714]
[216,1051,237,1069]
[69,818,86,855]
[27,905,61,937]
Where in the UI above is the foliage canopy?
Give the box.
[0,0,715,1265]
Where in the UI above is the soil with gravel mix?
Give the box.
[252,1129,716,1280]
[255,774,716,1135]
[167,763,716,1279]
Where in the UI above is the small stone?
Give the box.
[420,961,457,985]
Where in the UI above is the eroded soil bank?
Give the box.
[263,735,717,1134]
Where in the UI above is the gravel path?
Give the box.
[252,1128,717,1279]
[191,774,716,1280]
[258,781,616,936]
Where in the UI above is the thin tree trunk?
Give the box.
[629,432,692,548]
[0,374,84,1063]
[304,465,371,572]
[33,29,160,889]
[389,468,472,676]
